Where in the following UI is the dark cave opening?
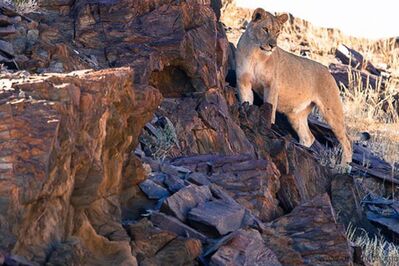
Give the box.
[149,66,194,98]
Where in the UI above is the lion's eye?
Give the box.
[263,28,269,34]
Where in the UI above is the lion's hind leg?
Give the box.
[316,97,352,164]
[287,105,315,147]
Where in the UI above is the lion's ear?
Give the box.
[252,8,267,22]
[277,13,289,24]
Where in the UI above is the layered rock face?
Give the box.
[0,68,161,264]
[2,0,228,96]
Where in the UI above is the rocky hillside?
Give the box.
[0,0,398,265]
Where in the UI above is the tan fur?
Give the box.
[236,8,352,164]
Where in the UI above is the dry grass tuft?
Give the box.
[341,73,399,167]
[4,0,38,14]
[318,145,343,168]
[347,224,399,266]
[140,117,179,160]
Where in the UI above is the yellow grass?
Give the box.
[279,16,399,74]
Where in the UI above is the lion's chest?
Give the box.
[252,61,274,90]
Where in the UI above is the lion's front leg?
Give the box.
[237,73,254,104]
[263,86,278,124]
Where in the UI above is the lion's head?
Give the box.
[246,8,288,55]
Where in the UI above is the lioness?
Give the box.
[236,8,352,164]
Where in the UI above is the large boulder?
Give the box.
[127,218,202,265]
[210,229,281,266]
[0,68,162,264]
[230,101,332,213]
[331,174,381,237]
[270,139,332,212]
[262,194,354,265]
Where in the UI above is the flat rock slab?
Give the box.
[0,39,13,57]
[148,172,167,185]
[367,212,399,236]
[186,172,211,186]
[164,175,185,193]
[162,185,212,222]
[139,179,170,200]
[0,25,16,36]
[187,200,245,236]
[363,194,399,236]
[150,212,207,243]
[0,14,14,26]
[210,229,281,266]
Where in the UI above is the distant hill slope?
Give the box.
[221,0,399,75]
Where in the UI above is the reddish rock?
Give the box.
[0,68,162,264]
[127,218,202,265]
[262,194,354,266]
[0,4,88,71]
[210,229,281,266]
[150,212,208,243]
[127,219,177,261]
[331,174,378,235]
[269,138,332,212]
[187,200,246,236]
[45,238,88,266]
[231,102,275,159]
[140,237,202,266]
[161,185,212,222]
[1,0,228,96]
[225,99,332,213]
[157,89,255,157]
[171,154,282,222]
